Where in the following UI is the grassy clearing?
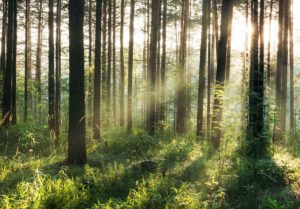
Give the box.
[0,125,299,208]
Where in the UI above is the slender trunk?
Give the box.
[35,0,43,121]
[211,0,233,148]
[225,8,233,82]
[160,0,167,122]
[247,0,265,158]
[11,0,17,125]
[288,0,294,139]
[196,0,209,137]
[207,0,212,140]
[2,0,14,126]
[88,0,93,126]
[176,0,189,134]
[127,0,135,132]
[112,0,117,123]
[0,0,7,107]
[119,0,125,127]
[106,0,112,125]
[67,0,86,165]
[149,0,161,134]
[275,0,284,141]
[155,4,162,126]
[24,0,32,121]
[93,0,102,139]
[102,0,107,103]
[48,0,55,133]
[55,0,61,141]
[280,0,289,136]
[267,0,273,87]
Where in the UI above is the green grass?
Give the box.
[0,124,300,208]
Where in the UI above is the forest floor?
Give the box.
[0,124,300,208]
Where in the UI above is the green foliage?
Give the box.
[0,125,300,208]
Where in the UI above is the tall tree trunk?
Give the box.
[247,0,265,158]
[35,0,43,121]
[242,0,249,126]
[67,0,86,165]
[149,0,161,134]
[280,0,289,137]
[267,0,273,87]
[225,8,233,82]
[55,0,61,141]
[11,0,17,125]
[160,0,167,122]
[24,0,32,121]
[275,0,284,141]
[211,0,233,148]
[102,0,107,103]
[288,0,294,139]
[87,0,93,126]
[176,0,189,134]
[0,0,7,108]
[106,0,112,125]
[127,0,135,132]
[93,0,102,139]
[119,0,125,127]
[112,0,117,123]
[48,0,55,133]
[196,0,209,137]
[155,3,161,126]
[2,0,15,126]
[207,0,212,140]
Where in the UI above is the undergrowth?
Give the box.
[0,123,299,208]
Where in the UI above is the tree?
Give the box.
[48,0,55,133]
[55,0,62,141]
[119,0,125,127]
[67,0,86,165]
[87,0,93,126]
[288,0,295,139]
[93,0,102,140]
[11,0,17,125]
[160,0,167,122]
[127,0,135,132]
[35,0,43,120]
[211,0,233,148]
[24,0,32,121]
[149,0,161,134]
[112,0,117,123]
[176,0,189,134]
[106,0,112,125]
[266,0,273,86]
[196,0,209,137]
[246,0,266,158]
[0,0,7,103]
[2,0,16,126]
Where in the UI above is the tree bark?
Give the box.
[2,0,15,126]
[24,0,32,121]
[67,0,86,165]
[127,0,135,132]
[211,0,233,148]
[196,0,209,137]
[112,0,117,123]
[35,0,43,121]
[93,0,102,139]
[0,0,7,107]
[119,0,125,127]
[149,0,161,134]
[48,0,55,133]
[176,0,189,134]
[160,0,167,122]
[55,0,62,141]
